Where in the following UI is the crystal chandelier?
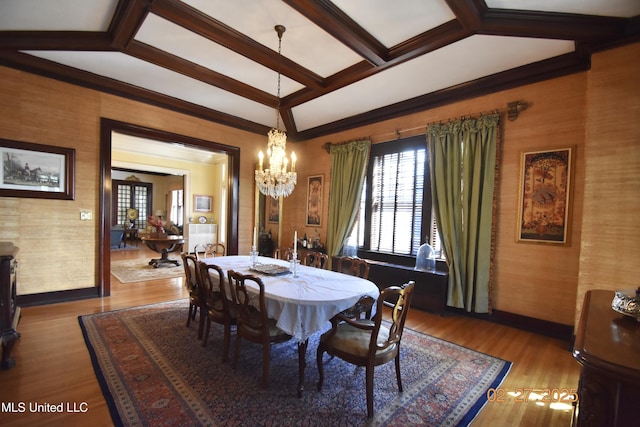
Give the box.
[255,25,297,199]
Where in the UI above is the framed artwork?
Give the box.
[193,194,212,212]
[306,175,323,226]
[268,195,279,223]
[517,147,573,244]
[0,138,75,200]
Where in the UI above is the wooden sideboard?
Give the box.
[0,242,20,369]
[572,290,640,426]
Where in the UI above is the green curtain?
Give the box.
[326,139,371,263]
[427,114,500,313]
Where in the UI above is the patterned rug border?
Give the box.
[79,300,512,426]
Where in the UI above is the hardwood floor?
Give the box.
[0,247,580,426]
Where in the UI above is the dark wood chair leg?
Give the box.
[366,365,375,418]
[232,336,241,370]
[395,353,403,392]
[261,342,270,388]
[222,321,231,362]
[197,306,205,339]
[202,318,211,347]
[316,344,325,391]
[186,304,194,327]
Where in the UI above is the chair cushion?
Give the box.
[324,322,395,358]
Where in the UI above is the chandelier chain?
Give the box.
[275,26,283,130]
[255,24,297,199]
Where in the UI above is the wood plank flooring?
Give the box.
[0,247,580,426]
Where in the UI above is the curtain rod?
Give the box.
[323,100,529,151]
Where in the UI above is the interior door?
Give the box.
[113,180,152,228]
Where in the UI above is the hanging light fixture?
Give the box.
[255,25,297,199]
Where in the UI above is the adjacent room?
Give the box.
[1,1,638,426]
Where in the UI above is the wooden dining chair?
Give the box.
[227,269,293,388]
[302,251,329,269]
[204,243,226,258]
[181,253,206,338]
[316,281,415,418]
[272,247,294,260]
[198,261,236,362]
[335,256,370,279]
[334,256,373,318]
[192,244,206,260]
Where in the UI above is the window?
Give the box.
[347,136,440,263]
[113,180,152,228]
[169,189,183,227]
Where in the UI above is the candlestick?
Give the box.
[253,226,257,248]
[293,230,297,258]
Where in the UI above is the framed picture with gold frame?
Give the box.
[268,196,279,223]
[516,147,573,244]
[193,194,212,212]
[306,175,323,226]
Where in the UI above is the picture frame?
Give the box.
[193,194,212,212]
[268,196,279,223]
[516,147,573,244]
[306,175,323,226]
[0,138,75,200]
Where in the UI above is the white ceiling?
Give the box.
[0,0,638,140]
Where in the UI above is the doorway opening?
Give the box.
[100,118,240,296]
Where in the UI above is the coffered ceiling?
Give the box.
[0,0,638,141]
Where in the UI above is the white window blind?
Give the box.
[370,148,425,256]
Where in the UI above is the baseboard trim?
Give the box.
[17,287,100,307]
[444,307,574,343]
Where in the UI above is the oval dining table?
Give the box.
[202,255,380,397]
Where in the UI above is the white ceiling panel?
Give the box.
[135,13,304,96]
[181,0,363,77]
[0,0,117,31]
[293,36,575,131]
[486,0,640,18]
[332,0,456,47]
[113,133,225,165]
[23,50,277,127]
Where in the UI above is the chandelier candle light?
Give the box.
[255,25,297,199]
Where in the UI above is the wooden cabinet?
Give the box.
[365,260,448,315]
[572,290,640,426]
[0,242,20,369]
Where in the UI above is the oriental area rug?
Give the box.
[110,259,185,283]
[79,300,511,426]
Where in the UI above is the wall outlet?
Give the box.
[80,210,92,220]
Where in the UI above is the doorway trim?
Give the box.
[100,118,240,296]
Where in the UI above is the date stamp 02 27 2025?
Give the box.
[487,387,579,404]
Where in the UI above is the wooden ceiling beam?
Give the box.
[0,31,112,50]
[127,41,277,107]
[283,0,388,66]
[150,0,325,89]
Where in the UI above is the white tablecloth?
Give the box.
[203,255,379,341]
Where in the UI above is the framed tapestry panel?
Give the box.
[516,147,573,244]
[306,175,323,226]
